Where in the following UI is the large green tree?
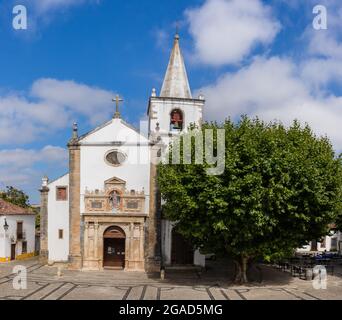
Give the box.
[158,117,342,283]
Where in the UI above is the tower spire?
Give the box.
[160,33,192,99]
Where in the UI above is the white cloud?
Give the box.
[187,0,342,152]
[17,0,98,15]
[198,56,342,151]
[31,78,115,125]
[300,1,342,89]
[0,79,116,145]
[301,57,342,90]
[185,0,280,66]
[0,146,67,168]
[31,0,86,14]
[0,146,68,194]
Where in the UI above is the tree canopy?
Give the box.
[0,186,30,208]
[158,117,342,283]
[0,186,40,229]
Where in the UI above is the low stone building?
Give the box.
[0,199,36,262]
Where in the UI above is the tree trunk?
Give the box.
[233,260,241,283]
[234,255,249,284]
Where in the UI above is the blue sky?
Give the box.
[0,0,341,203]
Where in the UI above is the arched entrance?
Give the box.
[171,229,194,265]
[103,226,126,269]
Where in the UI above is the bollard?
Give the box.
[160,268,165,280]
[57,266,63,278]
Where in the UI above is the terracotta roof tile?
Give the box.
[0,199,35,215]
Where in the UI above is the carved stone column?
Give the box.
[127,222,134,270]
[39,177,49,264]
[68,133,82,270]
[145,137,162,272]
[94,222,99,269]
[94,222,99,259]
[84,222,89,259]
[139,223,145,269]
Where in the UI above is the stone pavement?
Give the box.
[0,258,341,300]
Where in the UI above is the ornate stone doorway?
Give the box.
[103,226,126,269]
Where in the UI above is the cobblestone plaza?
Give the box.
[0,258,341,300]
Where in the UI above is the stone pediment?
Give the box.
[78,118,149,145]
[105,177,126,185]
[104,177,126,192]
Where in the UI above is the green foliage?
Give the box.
[158,117,342,264]
[0,186,41,229]
[35,209,41,230]
[0,186,30,208]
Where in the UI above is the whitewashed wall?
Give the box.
[0,215,35,259]
[297,232,342,253]
[47,174,69,262]
[79,119,151,214]
[0,218,4,258]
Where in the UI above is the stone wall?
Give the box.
[145,143,162,273]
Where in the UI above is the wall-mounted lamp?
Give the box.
[3,218,9,232]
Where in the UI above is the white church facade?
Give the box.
[40,34,206,272]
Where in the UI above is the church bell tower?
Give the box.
[146,33,206,271]
[148,33,205,143]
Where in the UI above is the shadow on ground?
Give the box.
[161,258,296,287]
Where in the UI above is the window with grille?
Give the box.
[56,187,68,201]
[17,221,23,240]
[58,229,64,239]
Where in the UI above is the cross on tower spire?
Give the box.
[175,22,180,39]
[112,95,123,119]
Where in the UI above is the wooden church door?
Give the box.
[171,229,194,265]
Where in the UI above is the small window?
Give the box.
[17,221,23,240]
[105,150,126,166]
[58,229,64,239]
[56,187,68,201]
[22,241,27,254]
